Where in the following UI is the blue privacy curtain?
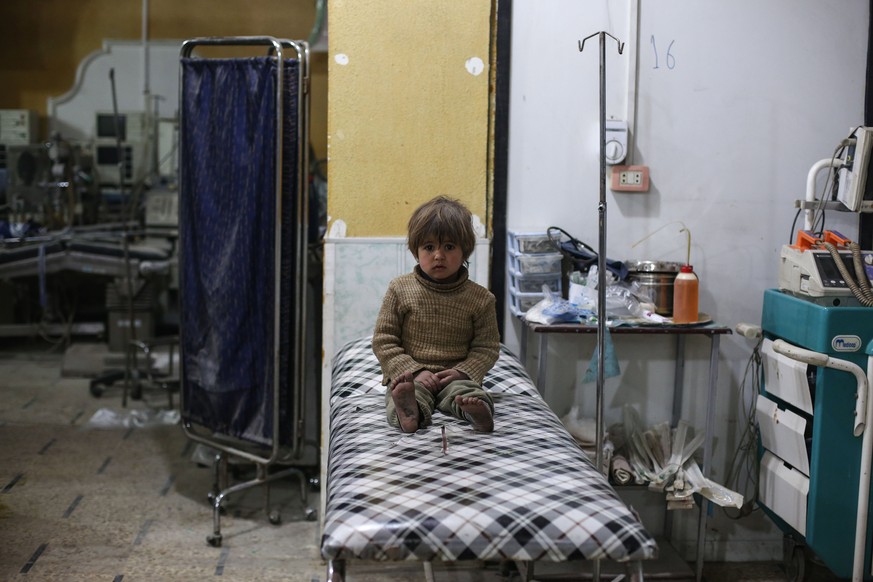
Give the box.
[179,57,300,446]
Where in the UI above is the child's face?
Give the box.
[417,238,464,282]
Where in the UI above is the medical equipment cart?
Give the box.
[759,288,873,580]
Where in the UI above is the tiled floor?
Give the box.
[0,338,841,581]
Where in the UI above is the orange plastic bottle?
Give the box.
[672,264,699,324]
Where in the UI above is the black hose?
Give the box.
[823,242,873,306]
[849,241,873,303]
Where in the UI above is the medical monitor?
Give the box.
[836,127,873,212]
[96,113,125,141]
[95,111,147,143]
[95,142,143,186]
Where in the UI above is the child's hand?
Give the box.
[414,370,441,394]
[436,369,469,386]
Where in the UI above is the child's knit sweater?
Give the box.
[372,266,500,386]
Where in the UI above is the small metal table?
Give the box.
[519,319,733,582]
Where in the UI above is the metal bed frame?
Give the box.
[178,36,314,547]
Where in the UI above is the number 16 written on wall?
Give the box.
[650,35,676,70]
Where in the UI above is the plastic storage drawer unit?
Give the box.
[507,230,556,255]
[509,268,561,294]
[508,249,562,275]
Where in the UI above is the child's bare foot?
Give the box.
[392,372,420,433]
[455,395,494,432]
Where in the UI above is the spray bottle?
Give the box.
[672,228,699,324]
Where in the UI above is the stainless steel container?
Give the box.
[626,260,681,315]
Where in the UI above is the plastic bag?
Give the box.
[568,267,667,324]
[524,284,586,324]
[86,407,180,429]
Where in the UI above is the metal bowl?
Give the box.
[625,260,681,315]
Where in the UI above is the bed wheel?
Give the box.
[268,510,281,525]
[304,507,317,521]
[89,383,104,398]
[783,536,807,582]
[207,533,222,547]
[786,546,807,582]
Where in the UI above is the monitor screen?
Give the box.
[96,113,126,141]
[813,252,851,287]
[836,127,873,212]
[96,145,133,180]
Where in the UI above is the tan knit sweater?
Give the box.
[372,266,500,386]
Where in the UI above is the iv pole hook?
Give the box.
[579,31,625,55]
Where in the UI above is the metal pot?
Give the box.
[626,260,681,316]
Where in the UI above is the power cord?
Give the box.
[722,331,763,520]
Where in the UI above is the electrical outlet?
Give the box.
[620,171,642,186]
[611,165,650,192]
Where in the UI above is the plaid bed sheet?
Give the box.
[321,337,657,563]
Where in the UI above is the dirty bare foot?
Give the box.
[392,372,420,433]
[455,395,494,432]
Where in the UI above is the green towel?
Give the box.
[582,327,621,383]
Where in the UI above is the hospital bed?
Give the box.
[0,229,173,344]
[321,336,658,581]
[0,230,170,281]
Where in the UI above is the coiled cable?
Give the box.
[850,242,873,303]
[823,241,873,306]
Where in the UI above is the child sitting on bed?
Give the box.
[372,195,500,433]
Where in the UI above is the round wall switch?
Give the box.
[605,119,628,165]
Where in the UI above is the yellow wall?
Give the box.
[0,0,328,160]
[0,0,495,226]
[327,0,493,237]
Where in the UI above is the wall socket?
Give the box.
[610,165,650,192]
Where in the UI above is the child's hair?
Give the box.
[407,196,476,260]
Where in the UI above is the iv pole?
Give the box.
[578,31,624,479]
[578,31,624,582]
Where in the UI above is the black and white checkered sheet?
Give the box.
[321,337,657,563]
